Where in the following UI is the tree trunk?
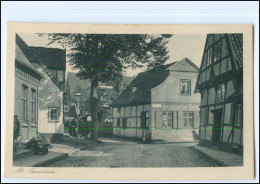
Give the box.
[90,80,98,141]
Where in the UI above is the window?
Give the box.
[22,85,28,123]
[31,89,36,124]
[207,48,213,66]
[155,111,173,129]
[180,80,191,95]
[117,107,121,113]
[48,108,59,122]
[216,83,225,102]
[213,41,222,62]
[162,112,173,128]
[57,70,64,82]
[235,104,243,126]
[116,118,120,127]
[183,112,194,128]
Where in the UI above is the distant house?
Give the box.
[111,58,201,142]
[195,34,243,153]
[65,72,135,119]
[16,35,66,141]
[65,72,91,118]
[15,36,43,142]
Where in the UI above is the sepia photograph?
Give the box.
[3,23,255,181]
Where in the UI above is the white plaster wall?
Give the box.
[36,65,64,134]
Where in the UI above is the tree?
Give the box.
[40,33,172,141]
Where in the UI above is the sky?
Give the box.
[19,33,207,76]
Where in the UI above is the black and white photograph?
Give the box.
[12,32,244,168]
[2,9,257,180]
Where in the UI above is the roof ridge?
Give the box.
[29,45,65,51]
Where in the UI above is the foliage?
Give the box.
[39,33,172,140]
[39,33,172,87]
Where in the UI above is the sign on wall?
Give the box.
[152,104,162,108]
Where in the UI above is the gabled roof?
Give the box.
[16,34,65,91]
[112,58,198,107]
[153,62,177,70]
[66,72,91,96]
[195,33,243,92]
[111,69,169,107]
[15,44,43,80]
[29,46,66,70]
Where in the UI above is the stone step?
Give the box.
[13,149,33,161]
[152,129,200,142]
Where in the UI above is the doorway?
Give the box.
[212,109,222,144]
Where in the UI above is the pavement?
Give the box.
[51,143,90,156]
[13,151,68,167]
[13,136,96,167]
[45,138,220,167]
[192,145,243,167]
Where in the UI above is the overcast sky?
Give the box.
[19,33,207,76]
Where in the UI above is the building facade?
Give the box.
[112,58,201,142]
[16,35,66,141]
[195,34,243,154]
[15,39,43,142]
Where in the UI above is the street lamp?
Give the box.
[74,92,81,146]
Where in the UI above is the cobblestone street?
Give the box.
[46,138,219,167]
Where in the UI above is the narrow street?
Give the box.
[46,138,219,167]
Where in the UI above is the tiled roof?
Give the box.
[111,67,170,107]
[29,46,66,70]
[15,43,43,79]
[16,34,65,91]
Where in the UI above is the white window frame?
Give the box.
[48,107,59,122]
[180,79,191,95]
[183,111,194,128]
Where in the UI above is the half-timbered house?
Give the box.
[195,34,243,153]
[16,35,66,142]
[112,58,201,142]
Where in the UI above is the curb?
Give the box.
[153,141,199,145]
[32,153,68,167]
[191,146,226,166]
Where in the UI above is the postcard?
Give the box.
[4,23,254,180]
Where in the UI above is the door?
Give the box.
[212,109,222,144]
[141,111,150,142]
